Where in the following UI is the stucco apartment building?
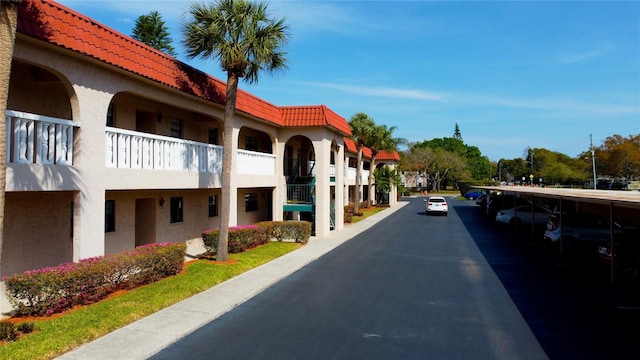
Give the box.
[1,0,399,313]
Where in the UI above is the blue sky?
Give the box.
[57,0,639,161]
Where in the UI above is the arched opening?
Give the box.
[283,135,316,234]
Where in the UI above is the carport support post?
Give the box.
[530,196,535,240]
[610,202,615,284]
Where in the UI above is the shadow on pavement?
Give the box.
[454,203,640,360]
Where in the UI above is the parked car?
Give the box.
[463,190,485,200]
[495,205,552,227]
[425,196,448,216]
[486,194,531,219]
[475,193,489,208]
[597,229,640,284]
[544,212,626,254]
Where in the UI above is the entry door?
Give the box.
[135,198,156,247]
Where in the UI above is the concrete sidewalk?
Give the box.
[57,202,408,360]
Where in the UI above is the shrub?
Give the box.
[202,221,312,253]
[16,322,34,334]
[3,242,186,317]
[266,221,311,243]
[344,204,354,223]
[0,321,18,342]
[202,224,268,255]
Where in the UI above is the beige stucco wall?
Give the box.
[2,191,75,276]
[104,189,222,254]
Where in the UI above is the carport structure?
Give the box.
[474,186,640,283]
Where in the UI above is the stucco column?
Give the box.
[228,126,240,227]
[388,163,398,206]
[334,141,345,231]
[72,89,110,261]
[313,139,331,238]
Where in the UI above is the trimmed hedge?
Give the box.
[202,221,312,254]
[3,242,186,317]
[263,221,311,243]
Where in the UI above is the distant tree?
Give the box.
[401,144,433,190]
[453,123,462,140]
[594,134,640,181]
[132,11,177,56]
[415,135,489,181]
[182,0,289,261]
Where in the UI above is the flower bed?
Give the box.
[202,221,312,255]
[3,242,186,317]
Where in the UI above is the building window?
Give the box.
[245,193,258,212]
[348,158,357,168]
[245,136,258,152]
[105,200,115,232]
[170,118,182,138]
[170,197,183,223]
[208,195,218,217]
[208,127,219,145]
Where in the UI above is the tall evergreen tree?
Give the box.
[132,11,177,56]
[453,123,462,140]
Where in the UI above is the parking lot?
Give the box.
[456,194,640,359]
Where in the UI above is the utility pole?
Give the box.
[590,134,596,189]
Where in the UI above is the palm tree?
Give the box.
[0,0,20,274]
[366,124,404,207]
[348,112,376,214]
[373,165,401,204]
[182,0,289,261]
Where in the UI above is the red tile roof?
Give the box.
[16,0,352,133]
[343,137,372,159]
[281,105,351,136]
[343,138,400,162]
[377,150,401,161]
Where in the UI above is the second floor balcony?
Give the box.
[106,127,276,176]
[6,110,276,178]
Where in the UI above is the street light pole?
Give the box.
[591,134,596,190]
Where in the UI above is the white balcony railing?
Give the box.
[345,166,369,182]
[105,127,223,173]
[237,149,276,176]
[6,110,78,166]
[329,164,336,177]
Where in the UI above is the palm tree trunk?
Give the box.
[217,74,239,261]
[0,1,19,273]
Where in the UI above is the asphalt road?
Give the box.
[151,197,639,360]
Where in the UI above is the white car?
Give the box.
[425,196,448,216]
[495,205,551,226]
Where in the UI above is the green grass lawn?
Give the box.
[0,241,301,360]
[351,206,387,224]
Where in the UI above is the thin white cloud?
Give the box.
[458,93,639,117]
[559,45,614,64]
[306,82,448,102]
[560,50,602,64]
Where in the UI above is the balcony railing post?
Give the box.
[6,111,79,166]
